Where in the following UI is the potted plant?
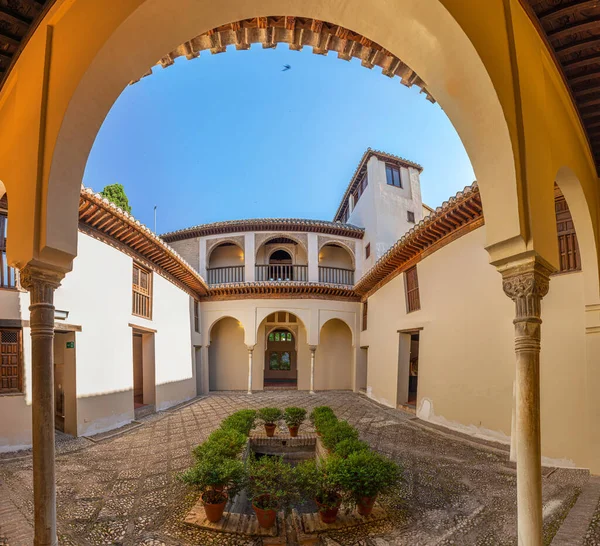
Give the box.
[296,458,345,524]
[257,407,283,437]
[283,407,307,437]
[321,420,359,452]
[179,456,245,522]
[337,450,401,516]
[247,455,298,528]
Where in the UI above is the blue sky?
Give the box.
[83,45,475,234]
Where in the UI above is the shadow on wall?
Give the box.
[316,319,353,390]
[209,316,247,391]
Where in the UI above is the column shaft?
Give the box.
[21,266,63,546]
[247,346,254,394]
[309,346,316,394]
[502,259,551,546]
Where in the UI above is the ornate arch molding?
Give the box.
[318,236,356,268]
[206,236,245,262]
[131,16,434,103]
[255,232,309,257]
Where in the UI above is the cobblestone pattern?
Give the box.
[0,391,589,545]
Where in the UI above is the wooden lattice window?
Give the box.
[362,301,368,331]
[0,329,22,393]
[405,266,420,313]
[132,263,152,319]
[194,300,200,333]
[0,196,17,289]
[555,192,581,273]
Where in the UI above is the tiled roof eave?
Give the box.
[202,281,361,301]
[161,218,365,242]
[353,183,484,296]
[78,188,209,297]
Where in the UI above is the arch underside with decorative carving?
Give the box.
[132,16,435,103]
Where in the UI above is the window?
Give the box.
[405,266,420,312]
[362,301,368,331]
[269,351,291,370]
[555,192,581,273]
[0,196,16,290]
[354,174,368,206]
[132,263,152,319]
[0,329,22,393]
[386,164,402,188]
[268,331,293,342]
[365,243,371,259]
[407,211,415,223]
[194,300,200,333]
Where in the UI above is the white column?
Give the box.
[308,233,319,282]
[501,258,551,546]
[247,345,254,394]
[244,233,255,282]
[21,265,64,546]
[309,346,317,394]
[510,380,517,462]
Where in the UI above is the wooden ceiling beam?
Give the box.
[539,0,600,22]
[0,6,33,25]
[0,30,20,47]
[557,36,600,58]
[548,17,600,42]
[564,53,600,72]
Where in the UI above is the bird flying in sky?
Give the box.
[282,64,291,71]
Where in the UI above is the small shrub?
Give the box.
[321,420,359,451]
[193,428,247,460]
[283,407,307,428]
[247,455,298,511]
[257,407,283,425]
[221,409,257,436]
[179,456,245,504]
[336,450,402,501]
[333,438,370,459]
[295,458,345,509]
[309,406,335,425]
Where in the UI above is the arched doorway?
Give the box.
[207,242,245,284]
[316,319,353,390]
[264,328,297,389]
[208,316,247,391]
[268,249,293,281]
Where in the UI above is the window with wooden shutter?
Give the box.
[194,300,200,333]
[0,329,22,393]
[405,266,420,313]
[555,190,581,273]
[0,195,17,290]
[362,301,368,331]
[132,263,152,319]
[365,243,371,259]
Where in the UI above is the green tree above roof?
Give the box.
[100,183,132,214]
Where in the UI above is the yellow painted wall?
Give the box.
[209,317,248,391]
[315,319,353,390]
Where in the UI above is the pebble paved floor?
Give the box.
[0,391,591,545]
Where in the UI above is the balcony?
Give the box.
[207,265,245,284]
[255,264,308,282]
[318,266,354,285]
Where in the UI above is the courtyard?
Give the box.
[0,391,592,545]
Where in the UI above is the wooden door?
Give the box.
[133,334,144,405]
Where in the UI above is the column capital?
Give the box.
[20,265,64,304]
[246,344,255,352]
[309,345,317,353]
[500,258,552,323]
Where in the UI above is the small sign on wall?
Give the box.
[66,341,74,349]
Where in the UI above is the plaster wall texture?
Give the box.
[208,317,247,391]
[168,237,200,271]
[0,231,200,449]
[315,319,353,390]
[361,225,591,469]
[348,156,423,267]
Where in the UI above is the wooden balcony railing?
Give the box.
[255,265,308,282]
[318,266,354,285]
[207,265,245,284]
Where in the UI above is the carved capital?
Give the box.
[246,345,255,353]
[501,260,552,322]
[309,345,317,353]
[20,265,64,305]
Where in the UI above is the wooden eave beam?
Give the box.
[570,70,600,86]
[0,30,20,47]
[564,53,600,72]
[0,6,33,25]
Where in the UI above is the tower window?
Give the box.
[407,211,415,223]
[386,164,402,188]
[365,243,371,259]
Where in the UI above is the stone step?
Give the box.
[551,476,600,546]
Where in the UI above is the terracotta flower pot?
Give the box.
[288,425,299,437]
[315,495,342,524]
[202,492,228,523]
[264,423,276,437]
[357,494,377,517]
[252,496,278,529]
